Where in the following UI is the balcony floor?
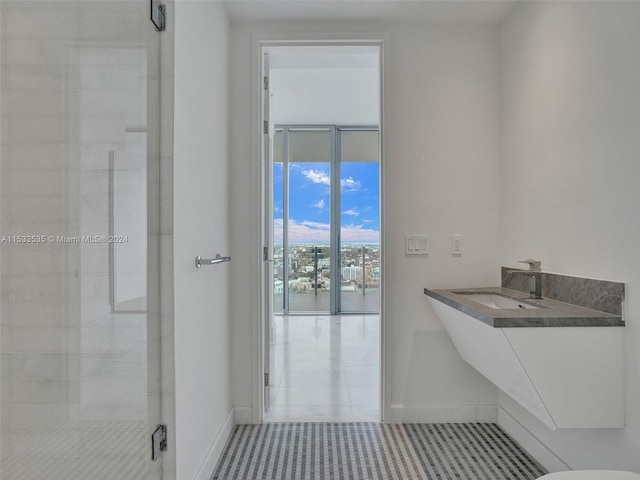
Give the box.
[275,289,380,313]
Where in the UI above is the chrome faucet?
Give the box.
[508,259,543,299]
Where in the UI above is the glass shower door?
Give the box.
[0,1,165,479]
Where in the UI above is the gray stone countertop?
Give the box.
[424,286,624,328]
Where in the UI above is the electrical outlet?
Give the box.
[451,234,463,256]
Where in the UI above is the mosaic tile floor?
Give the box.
[212,422,546,480]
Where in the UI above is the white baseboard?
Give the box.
[389,405,497,423]
[193,409,235,480]
[234,407,253,424]
[498,406,570,473]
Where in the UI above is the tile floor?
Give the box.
[212,423,547,480]
[265,315,380,422]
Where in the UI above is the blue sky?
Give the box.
[274,161,379,243]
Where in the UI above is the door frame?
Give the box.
[251,36,389,423]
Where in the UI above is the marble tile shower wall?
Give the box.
[0,1,175,479]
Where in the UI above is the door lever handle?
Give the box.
[195,254,231,268]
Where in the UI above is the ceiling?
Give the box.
[223,0,516,25]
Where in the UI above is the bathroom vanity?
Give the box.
[424,268,625,430]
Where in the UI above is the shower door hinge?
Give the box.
[150,1,166,32]
[263,75,269,91]
[151,424,167,461]
[264,372,269,387]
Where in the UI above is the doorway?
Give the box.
[261,44,383,422]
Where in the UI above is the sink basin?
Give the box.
[455,293,540,310]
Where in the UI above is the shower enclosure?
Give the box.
[0,1,174,478]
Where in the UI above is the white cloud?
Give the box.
[311,199,325,210]
[299,220,331,230]
[341,176,361,191]
[343,209,359,216]
[341,224,379,243]
[299,169,362,193]
[273,219,378,243]
[274,219,330,243]
[302,169,330,185]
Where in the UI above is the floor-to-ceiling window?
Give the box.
[273,125,379,315]
[337,128,380,313]
[274,127,333,313]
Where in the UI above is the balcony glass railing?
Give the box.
[273,243,379,313]
[339,243,380,313]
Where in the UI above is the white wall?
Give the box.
[229,22,501,423]
[499,1,640,472]
[270,64,379,124]
[174,2,232,479]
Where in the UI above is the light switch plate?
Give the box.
[405,235,428,255]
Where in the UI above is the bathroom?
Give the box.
[1,1,639,479]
